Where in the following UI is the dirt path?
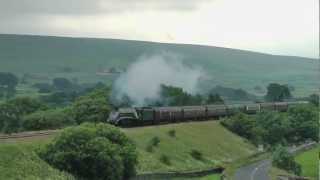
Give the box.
[0,130,59,143]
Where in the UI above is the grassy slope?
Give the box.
[0,34,318,96]
[0,121,256,179]
[0,140,74,180]
[295,145,319,178]
[123,121,257,173]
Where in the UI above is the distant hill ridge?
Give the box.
[0,34,317,96]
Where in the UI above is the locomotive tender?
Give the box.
[108,101,305,126]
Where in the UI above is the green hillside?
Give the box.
[0,121,256,179]
[0,141,74,180]
[0,34,317,96]
[123,121,257,173]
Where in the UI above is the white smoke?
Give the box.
[112,53,205,106]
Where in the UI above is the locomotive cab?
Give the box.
[108,108,139,126]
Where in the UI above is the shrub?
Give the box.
[0,97,47,133]
[23,108,76,131]
[272,145,301,175]
[33,83,53,93]
[160,154,171,165]
[150,136,160,147]
[146,144,154,153]
[71,88,110,124]
[190,150,203,161]
[168,129,176,137]
[38,123,138,180]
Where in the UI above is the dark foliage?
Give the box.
[0,72,19,99]
[208,85,253,101]
[265,83,292,102]
[71,88,111,124]
[168,129,176,137]
[33,83,53,93]
[150,136,161,147]
[159,154,171,165]
[52,77,73,91]
[308,94,319,106]
[221,104,318,147]
[41,91,78,106]
[190,150,203,161]
[272,145,301,175]
[0,97,47,133]
[38,123,138,180]
[23,108,76,131]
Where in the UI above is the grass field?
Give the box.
[123,121,257,173]
[0,121,257,179]
[0,140,74,180]
[295,145,319,178]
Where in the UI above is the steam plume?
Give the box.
[111,53,204,106]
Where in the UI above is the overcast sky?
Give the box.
[0,0,318,58]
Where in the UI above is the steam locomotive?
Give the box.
[108,101,306,126]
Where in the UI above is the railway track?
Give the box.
[0,130,59,141]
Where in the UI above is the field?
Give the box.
[0,34,318,97]
[123,121,257,173]
[295,145,319,178]
[0,121,257,179]
[0,140,74,180]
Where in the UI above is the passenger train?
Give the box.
[108,101,306,126]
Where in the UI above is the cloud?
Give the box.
[0,0,211,16]
[0,0,318,58]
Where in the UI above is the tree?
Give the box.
[38,123,138,180]
[206,93,224,104]
[52,77,73,91]
[308,94,319,106]
[71,88,111,124]
[23,108,76,131]
[265,83,292,102]
[287,105,318,143]
[0,72,19,99]
[255,111,291,146]
[33,83,53,93]
[159,84,204,106]
[272,145,301,175]
[41,91,78,106]
[221,113,255,140]
[0,97,46,133]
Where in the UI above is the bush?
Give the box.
[23,108,76,131]
[150,136,161,147]
[71,88,110,124]
[190,150,203,161]
[0,97,47,133]
[272,145,301,175]
[38,123,138,180]
[160,154,171,165]
[33,83,53,93]
[287,105,319,142]
[308,94,319,106]
[146,144,154,153]
[168,129,176,137]
[221,112,255,140]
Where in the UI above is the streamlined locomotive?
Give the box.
[108,101,305,126]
